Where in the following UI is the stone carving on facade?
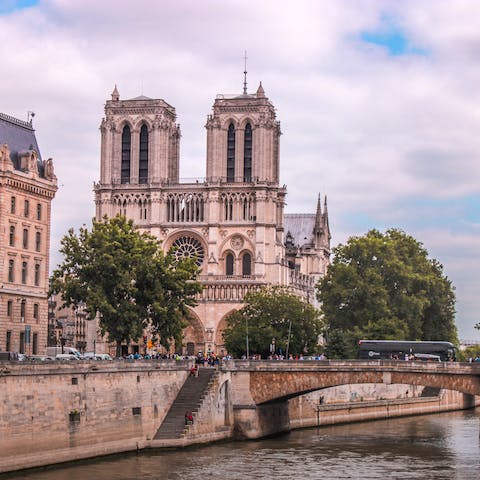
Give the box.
[205,115,221,130]
[160,228,169,236]
[0,144,13,170]
[230,235,244,250]
[208,251,217,263]
[44,158,55,180]
[246,229,255,239]
[219,229,228,239]
[256,250,263,262]
[201,227,209,238]
[205,327,214,341]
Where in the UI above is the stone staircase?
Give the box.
[154,368,217,440]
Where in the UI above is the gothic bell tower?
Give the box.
[205,82,281,184]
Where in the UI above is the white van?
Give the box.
[46,346,81,358]
[55,353,81,361]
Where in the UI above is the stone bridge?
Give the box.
[220,360,480,438]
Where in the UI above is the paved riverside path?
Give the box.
[154,367,217,439]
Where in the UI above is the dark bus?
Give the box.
[358,340,456,361]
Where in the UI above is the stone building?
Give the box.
[94,83,330,355]
[0,113,57,355]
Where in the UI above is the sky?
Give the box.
[1,0,479,341]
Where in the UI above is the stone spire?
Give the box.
[314,193,322,233]
[256,82,265,98]
[111,85,119,101]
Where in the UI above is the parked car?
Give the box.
[83,352,113,361]
[27,355,55,362]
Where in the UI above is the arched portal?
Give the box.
[181,309,205,356]
[215,309,237,356]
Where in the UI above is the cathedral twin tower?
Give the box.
[95,82,330,355]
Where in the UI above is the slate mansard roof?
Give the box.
[284,214,316,248]
[0,112,45,176]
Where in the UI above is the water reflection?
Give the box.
[2,409,479,480]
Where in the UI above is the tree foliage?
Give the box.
[222,286,323,358]
[317,229,457,357]
[50,216,202,355]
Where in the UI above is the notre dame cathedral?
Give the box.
[94,81,330,356]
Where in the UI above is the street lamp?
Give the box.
[245,316,249,359]
[286,319,292,358]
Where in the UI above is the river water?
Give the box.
[3,409,479,480]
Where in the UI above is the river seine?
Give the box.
[3,409,479,480]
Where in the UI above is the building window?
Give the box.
[244,122,252,182]
[36,203,42,220]
[32,333,38,354]
[9,225,15,246]
[11,196,16,214]
[227,123,235,182]
[19,331,25,354]
[121,125,131,184]
[139,124,149,184]
[21,261,27,284]
[34,263,40,286]
[33,303,39,321]
[242,252,252,276]
[8,259,14,282]
[24,200,30,217]
[35,231,41,252]
[6,331,11,352]
[23,228,29,249]
[226,253,234,276]
[7,300,13,318]
[20,299,26,322]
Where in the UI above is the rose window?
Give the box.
[171,236,205,266]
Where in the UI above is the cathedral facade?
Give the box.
[94,83,330,356]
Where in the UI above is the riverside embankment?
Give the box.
[0,359,478,474]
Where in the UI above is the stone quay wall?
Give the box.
[0,360,190,473]
[289,387,479,430]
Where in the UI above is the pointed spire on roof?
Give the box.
[243,51,248,94]
[314,193,323,232]
[256,82,265,98]
[323,195,331,241]
[111,85,119,101]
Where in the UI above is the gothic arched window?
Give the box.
[242,252,252,276]
[244,123,252,182]
[226,253,234,276]
[121,125,131,184]
[139,124,149,184]
[227,123,235,182]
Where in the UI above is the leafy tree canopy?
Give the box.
[50,216,202,355]
[317,229,457,357]
[222,285,323,358]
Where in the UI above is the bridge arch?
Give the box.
[222,361,480,405]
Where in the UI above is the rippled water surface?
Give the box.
[3,409,479,480]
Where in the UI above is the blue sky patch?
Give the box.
[0,0,38,14]
[360,16,428,56]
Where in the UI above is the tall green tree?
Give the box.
[317,229,457,357]
[50,216,202,355]
[222,286,323,358]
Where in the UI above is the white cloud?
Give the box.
[2,0,479,339]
